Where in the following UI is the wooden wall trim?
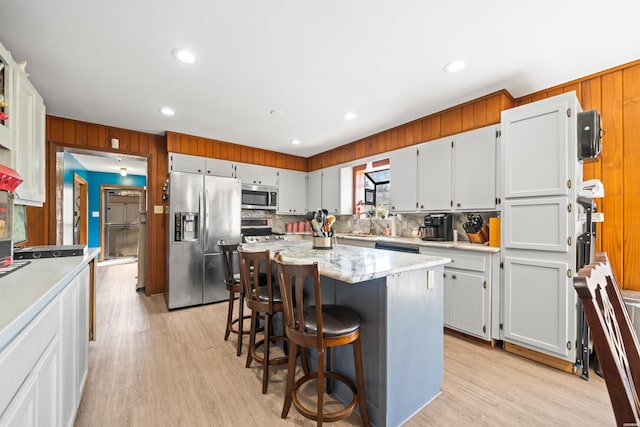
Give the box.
[307,90,515,171]
[166,131,308,172]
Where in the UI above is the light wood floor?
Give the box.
[75,262,615,426]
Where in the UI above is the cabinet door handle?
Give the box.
[451,274,457,279]
[456,203,461,207]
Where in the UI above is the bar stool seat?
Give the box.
[274,252,370,426]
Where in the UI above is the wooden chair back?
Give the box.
[574,253,640,426]
[217,240,239,287]
[273,252,324,350]
[237,247,275,312]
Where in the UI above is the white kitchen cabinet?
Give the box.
[420,247,500,341]
[10,66,46,206]
[453,126,497,210]
[417,137,452,211]
[503,256,574,359]
[0,262,90,427]
[321,166,340,214]
[169,152,206,174]
[277,169,307,214]
[502,98,576,199]
[235,162,278,187]
[205,158,235,177]
[307,170,322,212]
[0,299,60,427]
[500,92,581,363]
[389,146,418,212]
[419,126,498,212]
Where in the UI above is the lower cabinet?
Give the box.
[0,264,90,427]
[420,247,500,341]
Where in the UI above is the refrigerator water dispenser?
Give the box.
[174,212,199,241]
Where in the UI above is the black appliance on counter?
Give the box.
[421,213,453,241]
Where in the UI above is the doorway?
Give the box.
[101,186,144,261]
[73,173,88,245]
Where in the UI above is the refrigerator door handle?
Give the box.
[200,188,206,250]
[204,188,210,250]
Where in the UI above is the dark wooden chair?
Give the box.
[273,252,370,426]
[237,247,288,394]
[574,253,640,426]
[218,240,250,356]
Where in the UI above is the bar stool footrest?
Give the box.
[290,371,359,423]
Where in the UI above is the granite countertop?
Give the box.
[334,233,501,253]
[241,240,450,284]
[0,248,100,352]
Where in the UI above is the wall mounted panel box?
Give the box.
[14,244,87,259]
[577,110,602,160]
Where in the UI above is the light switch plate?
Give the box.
[91,211,99,218]
[154,205,164,214]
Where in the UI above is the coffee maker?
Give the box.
[421,213,453,241]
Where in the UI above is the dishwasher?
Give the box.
[374,242,420,254]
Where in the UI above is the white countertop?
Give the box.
[242,240,450,283]
[0,249,100,352]
[334,233,501,253]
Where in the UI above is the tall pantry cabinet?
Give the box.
[500,92,583,363]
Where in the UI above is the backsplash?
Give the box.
[244,209,498,241]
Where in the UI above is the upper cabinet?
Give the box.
[307,170,322,212]
[277,169,307,215]
[320,166,340,214]
[389,146,418,212]
[390,124,499,214]
[12,73,45,205]
[0,41,46,206]
[235,162,278,187]
[418,137,452,211]
[452,125,498,210]
[205,158,235,177]
[169,152,206,174]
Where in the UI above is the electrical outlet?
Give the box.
[427,270,435,289]
[154,205,164,214]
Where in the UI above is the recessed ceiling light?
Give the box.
[160,107,175,116]
[291,139,301,145]
[344,112,357,120]
[443,60,466,73]
[172,48,196,64]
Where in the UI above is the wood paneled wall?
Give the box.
[29,116,168,296]
[166,131,307,171]
[26,59,640,294]
[307,90,515,170]
[514,59,640,291]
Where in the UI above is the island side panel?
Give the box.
[386,266,444,426]
[328,276,387,427]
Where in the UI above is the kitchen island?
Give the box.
[242,240,450,427]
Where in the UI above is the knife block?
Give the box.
[467,225,489,244]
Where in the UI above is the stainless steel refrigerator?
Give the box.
[166,171,241,309]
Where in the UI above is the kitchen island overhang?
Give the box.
[242,241,450,427]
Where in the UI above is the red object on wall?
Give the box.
[0,163,23,192]
[0,112,8,120]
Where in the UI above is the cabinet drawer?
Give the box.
[447,253,486,272]
[0,299,60,414]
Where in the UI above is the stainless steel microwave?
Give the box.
[241,184,278,210]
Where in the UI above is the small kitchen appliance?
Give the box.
[421,213,453,241]
[241,184,278,210]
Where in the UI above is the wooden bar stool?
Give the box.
[274,252,370,426]
[237,247,288,394]
[218,240,250,356]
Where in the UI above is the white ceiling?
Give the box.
[1,1,639,159]
[70,152,147,176]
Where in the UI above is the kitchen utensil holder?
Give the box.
[467,224,489,244]
[313,236,333,249]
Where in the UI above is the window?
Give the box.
[353,159,390,218]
